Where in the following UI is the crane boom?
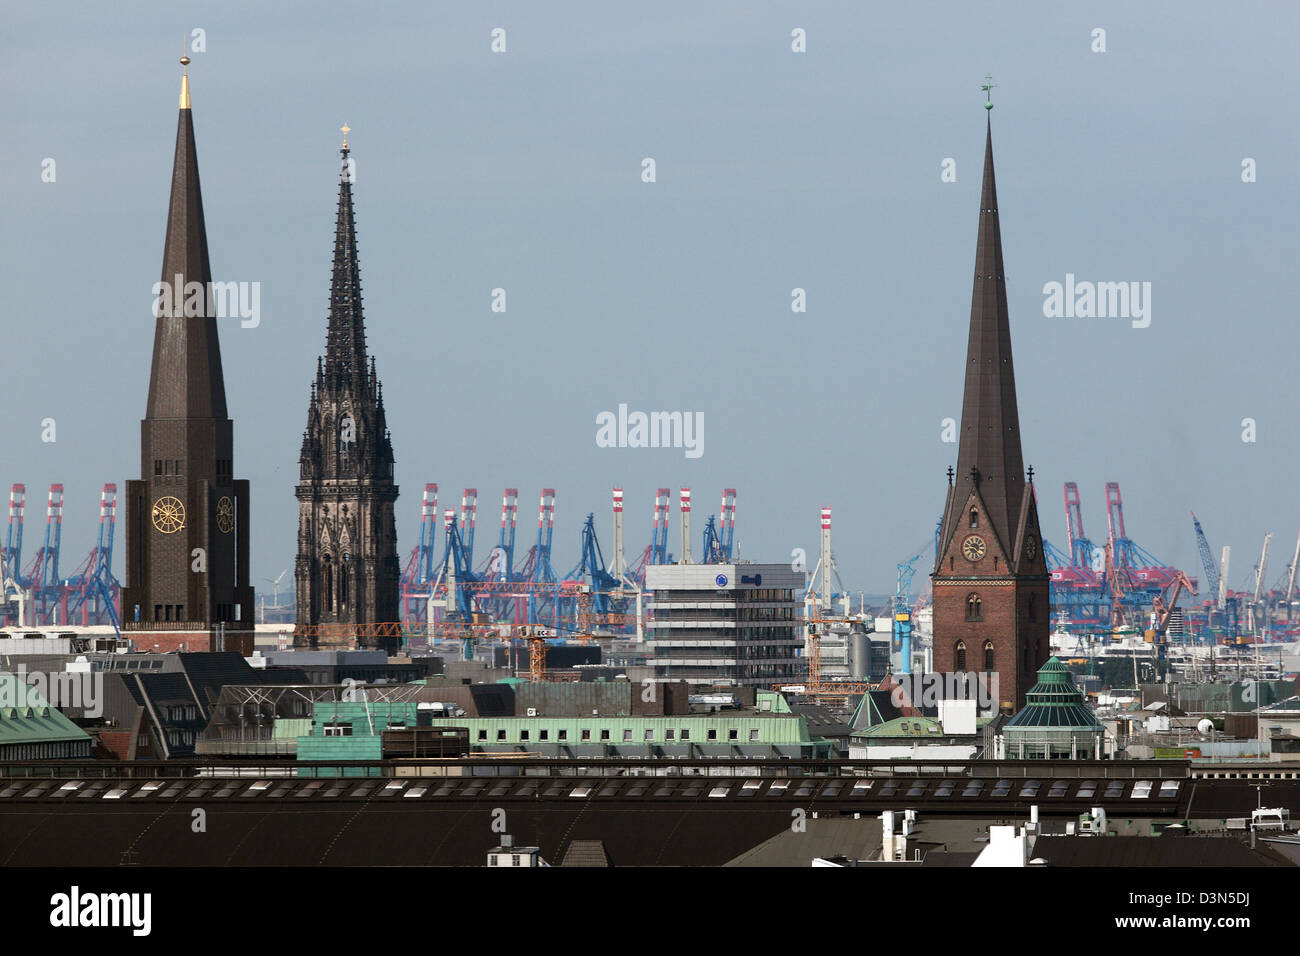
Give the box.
[1190,511,1220,605]
[1254,532,1273,603]
[1286,530,1300,606]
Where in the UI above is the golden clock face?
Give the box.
[1025,535,1038,560]
[962,535,987,562]
[152,496,186,534]
[216,496,235,534]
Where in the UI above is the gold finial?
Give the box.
[340,123,351,151]
[179,51,191,110]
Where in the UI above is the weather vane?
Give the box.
[981,73,996,111]
[341,123,351,150]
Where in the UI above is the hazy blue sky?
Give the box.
[4,1,1298,601]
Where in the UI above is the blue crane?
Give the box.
[1190,511,1220,606]
[575,513,622,615]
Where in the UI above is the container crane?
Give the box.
[1283,530,1300,619]
[1248,532,1274,635]
[1,485,25,625]
[1190,511,1220,608]
[22,484,63,624]
[63,484,121,631]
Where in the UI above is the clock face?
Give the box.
[962,535,987,562]
[216,496,235,534]
[1025,534,1038,560]
[152,496,186,534]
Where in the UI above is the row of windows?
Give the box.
[954,640,996,672]
[474,727,765,743]
[0,741,84,760]
[154,459,184,476]
[737,588,795,602]
[964,593,1038,622]
[154,604,185,622]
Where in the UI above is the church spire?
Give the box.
[323,125,368,393]
[145,55,227,421]
[295,127,400,643]
[939,109,1025,560]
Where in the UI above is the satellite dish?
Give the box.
[1197,718,1215,734]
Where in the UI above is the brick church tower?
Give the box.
[122,58,254,653]
[931,104,1049,712]
[293,129,400,649]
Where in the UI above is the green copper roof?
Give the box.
[1005,658,1104,731]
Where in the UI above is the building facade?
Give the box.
[121,61,254,653]
[294,134,400,647]
[931,110,1050,712]
[645,563,803,688]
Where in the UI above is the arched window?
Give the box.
[955,641,967,671]
[966,593,982,621]
[969,508,979,529]
[322,555,333,610]
[983,641,995,672]
[339,562,349,609]
[1028,593,1037,622]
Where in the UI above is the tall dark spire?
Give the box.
[939,114,1025,560]
[145,54,228,421]
[322,136,369,393]
[295,129,400,645]
[123,58,253,650]
[930,99,1050,713]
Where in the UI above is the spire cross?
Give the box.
[340,123,351,151]
[981,73,995,111]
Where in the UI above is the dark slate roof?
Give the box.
[790,703,851,739]
[467,683,516,717]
